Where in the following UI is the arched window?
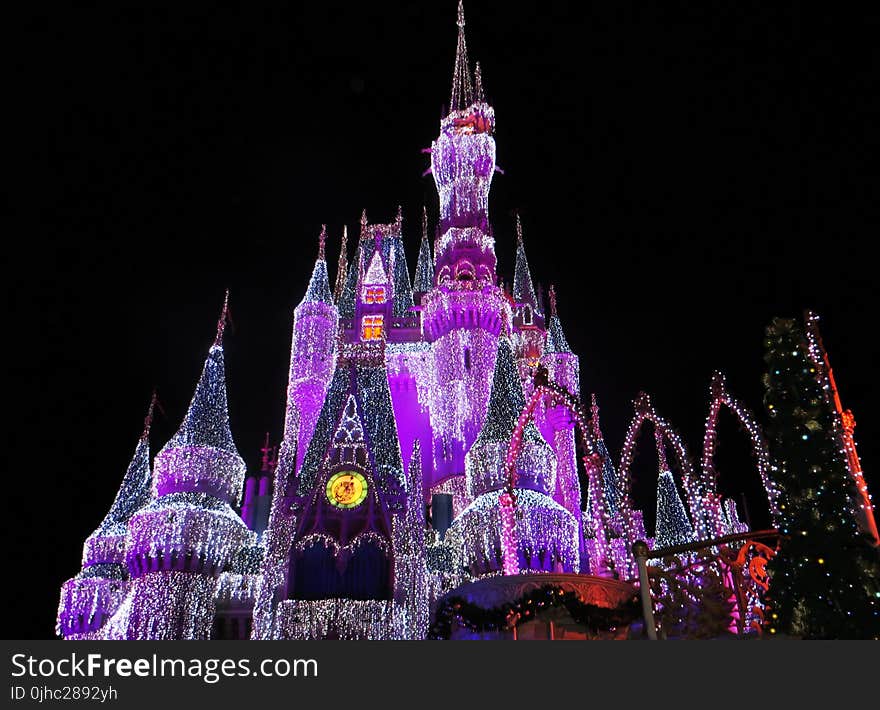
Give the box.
[340,542,391,600]
[291,542,340,600]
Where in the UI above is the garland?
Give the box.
[429,584,639,639]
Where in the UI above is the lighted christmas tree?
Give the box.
[762,316,880,638]
[655,470,694,549]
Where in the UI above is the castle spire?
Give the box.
[141,388,157,441]
[474,60,485,103]
[414,205,435,293]
[513,213,538,308]
[162,296,240,455]
[545,284,573,354]
[301,226,334,305]
[474,339,526,446]
[450,0,474,112]
[334,225,349,303]
[214,288,230,348]
[88,393,157,543]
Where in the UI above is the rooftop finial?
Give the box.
[515,210,523,244]
[396,204,403,225]
[318,224,327,260]
[450,0,474,111]
[548,283,558,317]
[214,288,230,347]
[260,432,272,472]
[590,393,601,439]
[142,388,158,440]
[334,225,349,303]
[474,60,484,102]
[360,208,369,237]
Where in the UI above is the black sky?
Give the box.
[7,2,879,638]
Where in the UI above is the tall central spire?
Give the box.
[450,0,473,112]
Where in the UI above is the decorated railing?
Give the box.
[632,530,780,639]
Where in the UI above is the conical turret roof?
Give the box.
[474,339,543,448]
[545,285,573,354]
[90,394,156,538]
[300,226,334,306]
[160,294,239,456]
[414,207,434,293]
[513,214,538,309]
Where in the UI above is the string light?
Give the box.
[58,2,872,642]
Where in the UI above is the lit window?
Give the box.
[361,315,384,341]
[363,286,386,304]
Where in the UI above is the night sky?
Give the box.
[8,3,878,638]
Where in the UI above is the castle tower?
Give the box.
[511,215,546,388]
[423,2,510,492]
[289,227,338,474]
[539,285,581,519]
[454,338,578,575]
[57,393,156,638]
[276,341,408,638]
[120,293,253,639]
[336,209,417,342]
[413,206,435,306]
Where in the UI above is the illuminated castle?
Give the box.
[57,3,877,641]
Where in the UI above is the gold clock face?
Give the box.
[326,471,368,509]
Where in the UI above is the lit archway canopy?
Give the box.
[499,366,615,577]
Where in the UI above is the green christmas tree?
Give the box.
[762,316,880,638]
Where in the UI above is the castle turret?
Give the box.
[453,338,578,576]
[512,214,540,322]
[590,394,622,519]
[57,394,156,638]
[538,285,581,513]
[84,392,157,570]
[413,207,435,304]
[541,285,579,394]
[422,2,510,490]
[289,227,338,474]
[120,293,254,639]
[510,215,546,391]
[336,210,419,342]
[274,342,408,638]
